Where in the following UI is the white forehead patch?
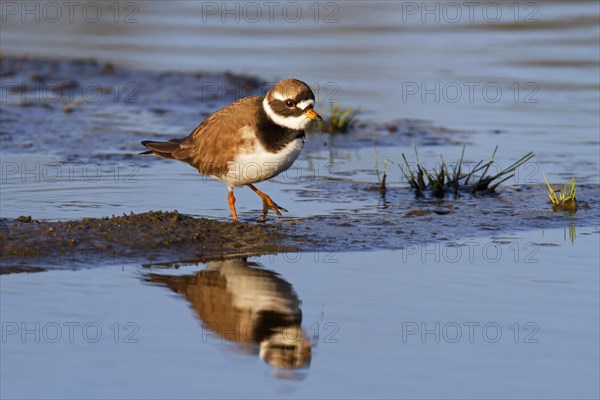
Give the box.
[273,92,286,101]
[296,99,314,111]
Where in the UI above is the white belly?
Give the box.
[223,138,304,189]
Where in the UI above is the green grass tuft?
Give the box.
[543,175,577,212]
[373,141,394,194]
[397,144,535,198]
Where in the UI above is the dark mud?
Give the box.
[280,182,599,251]
[0,211,294,272]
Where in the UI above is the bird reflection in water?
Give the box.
[146,258,312,371]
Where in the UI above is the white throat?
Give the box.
[262,98,311,131]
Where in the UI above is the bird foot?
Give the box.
[260,197,287,222]
[247,184,287,221]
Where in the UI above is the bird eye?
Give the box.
[284,99,295,108]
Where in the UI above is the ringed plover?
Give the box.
[140,79,321,221]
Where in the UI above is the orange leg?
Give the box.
[228,191,238,221]
[247,184,287,221]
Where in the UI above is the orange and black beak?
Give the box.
[304,108,322,121]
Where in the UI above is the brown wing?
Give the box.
[140,97,261,175]
[171,96,262,176]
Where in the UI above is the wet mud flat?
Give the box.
[286,182,599,248]
[0,211,294,273]
[2,183,599,272]
[1,56,599,272]
[0,55,262,162]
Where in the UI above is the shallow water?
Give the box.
[2,227,598,399]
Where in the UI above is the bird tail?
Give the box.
[139,139,183,159]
